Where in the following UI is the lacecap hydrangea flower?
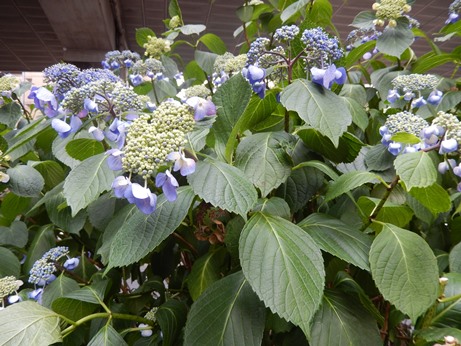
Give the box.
[446,0,461,24]
[372,0,412,27]
[0,276,23,308]
[143,36,171,59]
[387,74,443,108]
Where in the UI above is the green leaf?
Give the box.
[342,97,369,131]
[225,91,278,162]
[235,132,294,197]
[252,197,291,220]
[325,171,379,202]
[412,52,459,74]
[298,213,372,271]
[136,27,155,47]
[7,165,45,197]
[0,220,28,248]
[432,273,461,328]
[194,50,217,76]
[281,79,352,146]
[449,242,461,273]
[350,11,376,29]
[52,131,92,169]
[239,213,324,337]
[179,24,206,35]
[0,102,22,128]
[365,144,395,172]
[65,138,105,161]
[23,224,55,273]
[358,197,413,229]
[311,289,381,346]
[276,166,324,212]
[52,296,98,322]
[345,41,376,68]
[184,271,266,346]
[297,128,363,163]
[45,190,87,234]
[409,184,451,216]
[210,73,252,160]
[88,324,128,346]
[157,300,188,345]
[187,247,228,301]
[394,151,437,190]
[390,132,421,145]
[436,91,461,112]
[0,193,30,222]
[41,274,80,309]
[198,33,226,54]
[188,159,257,217]
[376,17,414,57]
[87,193,116,231]
[416,327,461,345]
[369,223,439,321]
[0,247,20,277]
[108,187,195,268]
[168,0,182,18]
[5,118,49,156]
[0,301,62,345]
[280,0,309,22]
[63,153,118,216]
[31,160,66,191]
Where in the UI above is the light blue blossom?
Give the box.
[28,86,59,118]
[167,151,196,176]
[186,97,217,121]
[310,64,346,89]
[387,89,400,103]
[51,115,82,138]
[106,149,124,171]
[440,138,458,153]
[63,257,80,270]
[112,176,131,198]
[156,170,179,202]
[124,183,157,214]
[427,90,443,105]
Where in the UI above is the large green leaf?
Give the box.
[310,289,381,346]
[449,242,461,273]
[65,138,105,161]
[157,300,188,346]
[239,213,324,337]
[32,160,66,191]
[252,197,291,220]
[41,274,80,309]
[0,246,20,277]
[198,33,226,54]
[281,79,352,147]
[358,196,413,230]
[184,271,266,346]
[342,97,369,131]
[394,151,437,190]
[298,213,372,271]
[7,165,45,197]
[376,17,414,57]
[408,183,451,215]
[235,132,294,197]
[45,191,87,234]
[52,131,92,169]
[187,159,257,217]
[0,102,22,128]
[63,153,119,216]
[88,324,128,346]
[280,0,309,22]
[432,273,461,328]
[187,247,228,301]
[0,193,30,222]
[0,301,62,345]
[325,171,379,202]
[0,220,28,248]
[194,50,217,75]
[369,223,439,321]
[210,73,252,160]
[108,187,195,268]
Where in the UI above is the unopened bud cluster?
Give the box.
[0,276,22,300]
[432,111,461,147]
[177,85,210,101]
[130,58,164,77]
[0,75,20,96]
[214,53,247,75]
[372,0,411,27]
[144,307,158,322]
[392,74,439,92]
[102,50,141,70]
[301,27,344,64]
[29,246,69,285]
[387,74,442,108]
[122,101,195,178]
[258,46,286,69]
[247,38,270,65]
[274,25,300,42]
[385,111,429,136]
[143,36,171,59]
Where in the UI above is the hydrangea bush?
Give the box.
[0,0,461,344]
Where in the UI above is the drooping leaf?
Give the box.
[88,324,128,346]
[179,24,206,35]
[210,73,252,160]
[157,299,188,345]
[0,246,21,277]
[325,171,379,202]
[184,271,266,346]
[281,0,309,22]
[0,220,28,248]
[350,11,376,29]
[281,79,352,146]
[310,289,382,346]
[108,187,195,268]
[63,153,119,216]
[394,151,437,190]
[298,213,372,271]
[235,132,294,197]
[7,165,45,197]
[195,50,217,76]
[187,247,228,301]
[188,159,257,217]
[239,213,324,337]
[376,17,414,57]
[369,223,439,321]
[0,301,62,345]
[65,138,105,161]
[342,97,369,131]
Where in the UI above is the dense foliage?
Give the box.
[1,0,461,345]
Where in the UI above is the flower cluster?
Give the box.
[109,100,199,214]
[28,246,68,286]
[242,65,266,98]
[447,0,461,24]
[0,276,23,308]
[274,25,300,42]
[129,58,165,86]
[0,74,20,98]
[346,28,381,59]
[43,63,81,99]
[176,84,210,102]
[102,50,141,70]
[387,74,443,108]
[301,27,344,65]
[247,38,270,66]
[212,53,248,88]
[143,36,171,59]
[372,0,412,27]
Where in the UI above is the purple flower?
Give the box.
[379,125,389,136]
[439,159,457,174]
[146,102,156,112]
[51,115,82,138]
[156,170,179,202]
[440,138,458,154]
[106,149,124,171]
[186,97,217,121]
[101,60,110,69]
[310,64,346,89]
[446,12,459,24]
[89,126,105,141]
[112,176,131,198]
[28,288,44,302]
[124,183,157,214]
[388,142,402,155]
[63,257,80,270]
[8,295,21,304]
[381,134,392,146]
[167,151,196,176]
[28,86,59,117]
[427,90,443,105]
[411,96,427,108]
[124,59,134,68]
[84,98,98,113]
[403,91,415,101]
[105,118,129,148]
[362,52,373,60]
[242,65,267,98]
[130,74,143,86]
[387,89,400,103]
[454,164,461,177]
[111,60,120,69]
